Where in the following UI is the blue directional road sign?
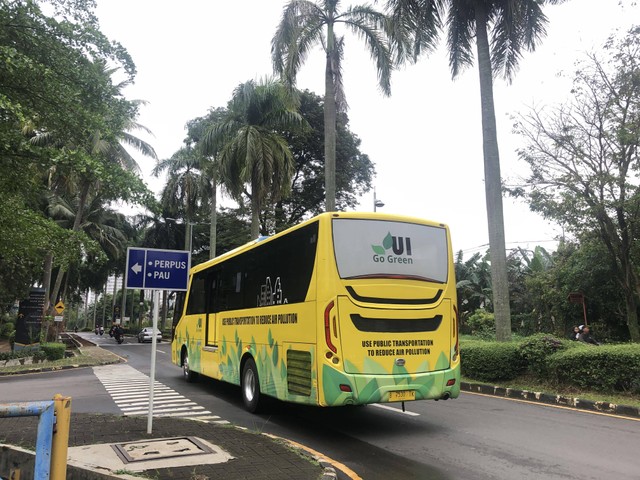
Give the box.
[125,247,191,291]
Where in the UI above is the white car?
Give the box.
[137,327,162,343]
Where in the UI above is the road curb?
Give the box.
[460,382,640,418]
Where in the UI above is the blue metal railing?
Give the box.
[0,400,56,479]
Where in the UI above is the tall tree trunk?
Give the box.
[101,282,108,328]
[111,275,118,324]
[161,290,168,331]
[250,192,260,238]
[475,5,512,341]
[84,290,89,330]
[209,172,218,259]
[49,180,90,309]
[42,253,53,314]
[623,290,640,342]
[324,24,337,212]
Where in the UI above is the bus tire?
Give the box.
[182,348,198,383]
[241,358,262,413]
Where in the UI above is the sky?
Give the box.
[95,0,640,256]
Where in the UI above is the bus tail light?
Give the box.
[447,379,456,386]
[324,301,337,353]
[452,305,460,361]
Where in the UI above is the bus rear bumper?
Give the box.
[321,364,461,407]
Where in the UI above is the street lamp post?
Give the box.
[373,189,385,212]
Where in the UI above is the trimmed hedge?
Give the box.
[40,342,66,361]
[0,348,36,362]
[518,334,574,377]
[460,341,526,381]
[461,336,640,394]
[548,344,640,393]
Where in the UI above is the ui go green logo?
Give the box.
[371,232,413,264]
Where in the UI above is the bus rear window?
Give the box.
[332,219,448,283]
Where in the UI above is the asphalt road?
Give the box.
[2,333,639,480]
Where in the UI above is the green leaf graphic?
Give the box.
[383,232,393,250]
[372,245,385,255]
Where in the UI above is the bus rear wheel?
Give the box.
[241,358,262,413]
[182,348,198,383]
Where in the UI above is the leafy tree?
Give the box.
[272,0,397,212]
[274,89,374,231]
[513,27,640,342]
[201,78,305,238]
[214,208,253,256]
[0,0,148,311]
[455,250,492,330]
[385,0,565,341]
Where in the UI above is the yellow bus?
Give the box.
[171,212,460,412]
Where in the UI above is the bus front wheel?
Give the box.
[182,348,198,383]
[241,358,262,413]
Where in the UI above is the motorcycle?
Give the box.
[114,327,124,344]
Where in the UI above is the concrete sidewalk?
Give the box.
[0,413,331,479]
[0,336,334,479]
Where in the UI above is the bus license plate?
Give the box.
[389,390,415,402]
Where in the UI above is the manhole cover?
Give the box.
[112,436,214,463]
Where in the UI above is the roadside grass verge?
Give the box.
[0,348,122,375]
[462,374,640,409]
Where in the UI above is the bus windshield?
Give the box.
[332,218,449,283]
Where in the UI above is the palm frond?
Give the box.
[446,0,476,78]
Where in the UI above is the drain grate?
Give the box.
[111,436,214,464]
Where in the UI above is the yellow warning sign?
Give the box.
[55,301,65,315]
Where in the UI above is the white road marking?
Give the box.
[371,403,420,416]
[93,364,229,424]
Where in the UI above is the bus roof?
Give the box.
[189,211,449,275]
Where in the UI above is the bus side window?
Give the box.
[171,291,185,340]
[186,273,206,315]
[208,273,218,313]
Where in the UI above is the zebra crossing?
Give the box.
[93,364,229,424]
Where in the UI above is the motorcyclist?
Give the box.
[114,324,124,343]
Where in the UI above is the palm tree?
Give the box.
[272,0,396,212]
[186,108,228,259]
[386,0,564,340]
[153,146,210,252]
[202,79,304,238]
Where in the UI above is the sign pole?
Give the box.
[124,248,190,435]
[147,289,160,434]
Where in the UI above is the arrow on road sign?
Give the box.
[131,262,143,275]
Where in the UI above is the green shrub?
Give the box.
[0,348,34,362]
[461,341,526,381]
[40,342,66,361]
[0,322,15,338]
[518,333,571,377]
[466,309,496,339]
[548,344,640,393]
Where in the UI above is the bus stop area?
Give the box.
[0,412,331,480]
